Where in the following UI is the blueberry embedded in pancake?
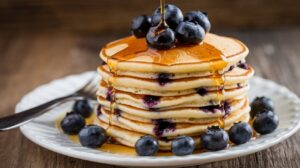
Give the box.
[153,119,176,137]
[106,87,115,102]
[196,87,208,96]
[143,95,161,108]
[157,73,174,86]
[237,61,250,70]
[199,101,230,115]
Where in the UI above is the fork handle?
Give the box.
[0,95,84,131]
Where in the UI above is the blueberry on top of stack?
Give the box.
[131,4,211,49]
[97,1,257,156]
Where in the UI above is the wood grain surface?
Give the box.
[0,28,300,167]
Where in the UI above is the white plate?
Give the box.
[16,71,300,167]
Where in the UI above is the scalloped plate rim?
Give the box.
[15,71,300,167]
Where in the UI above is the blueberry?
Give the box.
[171,136,195,156]
[176,21,205,44]
[229,122,253,145]
[237,61,250,70]
[151,4,183,30]
[135,135,159,156]
[73,100,93,118]
[253,111,279,134]
[79,125,107,148]
[157,73,173,86]
[60,113,85,134]
[146,27,176,50]
[201,126,229,151]
[153,119,176,137]
[131,15,152,38]
[250,97,274,118]
[143,95,160,108]
[184,11,211,33]
[196,87,208,96]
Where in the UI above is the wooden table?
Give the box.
[0,29,300,168]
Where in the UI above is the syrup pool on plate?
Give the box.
[55,113,207,156]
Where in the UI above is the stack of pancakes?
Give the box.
[96,33,254,150]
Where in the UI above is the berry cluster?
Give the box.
[135,96,279,156]
[251,97,279,134]
[60,100,107,148]
[131,4,211,50]
[60,97,279,156]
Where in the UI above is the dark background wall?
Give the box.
[1,0,300,34]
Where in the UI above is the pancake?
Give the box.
[96,122,201,151]
[97,104,250,137]
[97,84,248,109]
[99,33,249,73]
[99,98,248,124]
[98,61,247,80]
[97,112,249,151]
[98,97,247,120]
[98,64,254,92]
[98,78,249,96]
[95,33,254,151]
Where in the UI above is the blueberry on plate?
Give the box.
[171,136,195,156]
[229,122,253,145]
[176,21,205,44]
[250,97,274,118]
[253,111,279,134]
[60,112,85,134]
[73,99,93,118]
[201,126,229,151]
[184,11,211,33]
[131,15,152,38]
[151,4,183,30]
[135,135,159,156]
[146,27,176,50]
[79,125,107,148]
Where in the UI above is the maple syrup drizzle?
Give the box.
[107,60,118,130]
[160,0,166,25]
[209,56,228,129]
[103,36,227,68]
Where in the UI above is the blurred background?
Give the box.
[1,0,300,34]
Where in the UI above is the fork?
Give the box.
[0,74,98,131]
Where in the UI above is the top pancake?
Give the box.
[99,33,249,73]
